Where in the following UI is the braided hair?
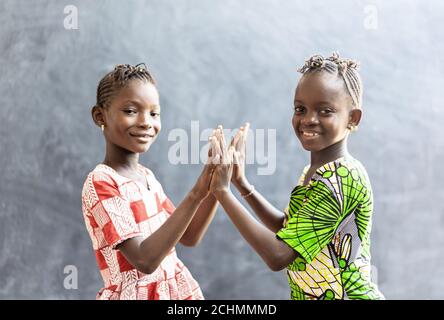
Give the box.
[95,63,156,109]
[298,52,363,109]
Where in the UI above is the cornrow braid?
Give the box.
[95,63,156,109]
[298,52,363,109]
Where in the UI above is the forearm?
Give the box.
[216,190,296,271]
[180,194,219,246]
[235,180,285,232]
[139,190,204,271]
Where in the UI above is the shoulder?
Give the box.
[83,164,119,188]
[81,165,121,205]
[311,156,372,192]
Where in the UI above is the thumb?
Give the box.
[233,151,240,165]
[228,146,235,165]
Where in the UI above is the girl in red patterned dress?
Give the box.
[81,64,217,300]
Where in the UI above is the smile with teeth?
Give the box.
[301,131,320,137]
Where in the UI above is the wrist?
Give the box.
[213,188,232,201]
[190,186,206,203]
[235,179,252,195]
[240,185,255,199]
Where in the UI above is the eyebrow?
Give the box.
[294,99,334,106]
[123,100,160,109]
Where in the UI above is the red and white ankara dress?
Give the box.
[81,163,204,300]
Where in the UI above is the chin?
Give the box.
[300,142,323,152]
[135,144,153,154]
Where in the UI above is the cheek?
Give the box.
[292,114,298,129]
[326,116,348,136]
[154,119,161,133]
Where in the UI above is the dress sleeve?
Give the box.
[276,169,346,264]
[89,173,142,249]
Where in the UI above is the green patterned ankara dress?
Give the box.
[276,156,384,300]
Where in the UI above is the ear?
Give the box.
[91,105,105,128]
[349,108,362,127]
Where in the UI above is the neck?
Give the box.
[310,137,350,168]
[103,142,140,172]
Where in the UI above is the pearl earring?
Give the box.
[348,124,358,132]
[101,124,105,132]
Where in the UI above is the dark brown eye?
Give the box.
[294,105,305,113]
[320,108,334,115]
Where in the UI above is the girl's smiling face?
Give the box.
[293,71,360,152]
[103,80,161,154]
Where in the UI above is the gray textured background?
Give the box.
[1,0,443,299]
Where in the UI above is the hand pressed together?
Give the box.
[193,123,251,200]
[208,126,235,198]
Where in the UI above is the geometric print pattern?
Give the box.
[81,163,203,300]
[276,156,384,300]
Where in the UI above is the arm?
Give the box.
[215,190,298,271]
[179,194,218,247]
[179,126,223,246]
[117,152,216,274]
[117,190,204,274]
[234,180,285,233]
[231,124,285,232]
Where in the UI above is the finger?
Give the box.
[228,146,235,163]
[231,129,242,150]
[219,125,227,151]
[243,123,250,140]
[215,128,225,158]
[213,138,222,164]
[240,123,250,149]
[235,129,243,150]
[228,146,235,172]
[217,127,225,152]
[215,126,230,164]
[233,151,240,165]
[235,125,245,150]
[207,136,215,159]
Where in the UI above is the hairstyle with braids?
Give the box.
[95,63,156,109]
[298,52,363,109]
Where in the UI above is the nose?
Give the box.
[138,111,153,129]
[301,110,319,126]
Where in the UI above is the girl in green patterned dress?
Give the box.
[208,52,385,300]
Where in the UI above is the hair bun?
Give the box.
[326,51,360,74]
[298,54,325,73]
